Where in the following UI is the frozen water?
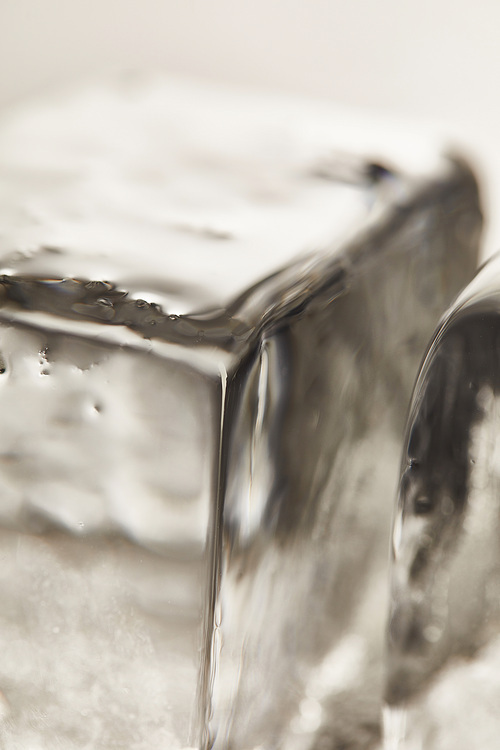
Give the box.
[386,253,500,748]
[0,77,483,748]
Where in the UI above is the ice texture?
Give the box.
[0,76,483,748]
[386,254,500,748]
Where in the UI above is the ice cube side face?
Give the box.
[209,164,483,749]
[0,322,221,749]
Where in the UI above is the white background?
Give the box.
[1,0,499,256]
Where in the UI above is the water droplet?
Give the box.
[135,299,148,309]
[85,280,112,291]
[97,297,113,307]
[39,346,50,376]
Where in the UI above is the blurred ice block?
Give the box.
[386,254,500,749]
[0,76,482,748]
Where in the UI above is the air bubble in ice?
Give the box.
[423,624,444,643]
[414,496,432,514]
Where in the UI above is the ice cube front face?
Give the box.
[0,321,220,748]
[0,77,482,749]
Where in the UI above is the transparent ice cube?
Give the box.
[386,253,500,749]
[0,77,483,749]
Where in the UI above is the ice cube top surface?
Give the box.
[0,75,446,339]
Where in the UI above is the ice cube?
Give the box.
[0,76,482,748]
[386,254,500,748]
